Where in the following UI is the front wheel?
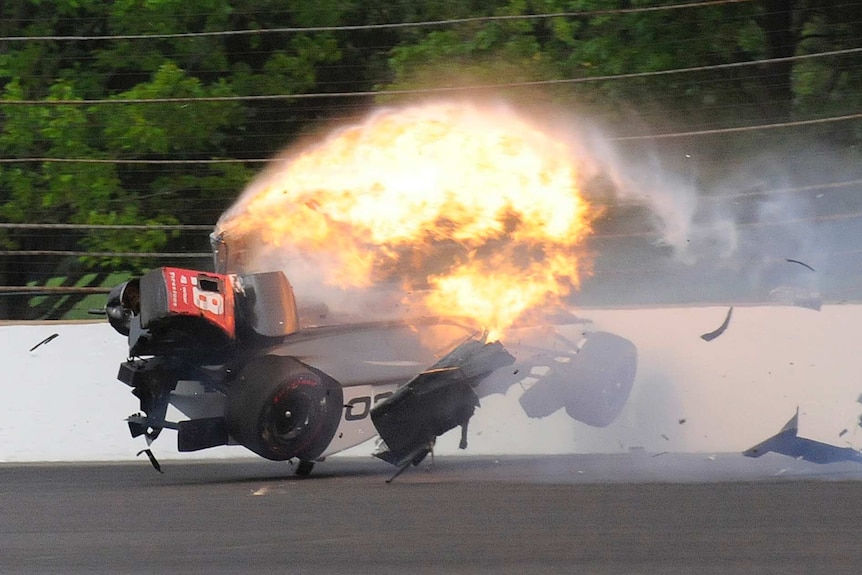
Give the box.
[519,331,637,427]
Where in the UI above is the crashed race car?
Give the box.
[105,245,637,478]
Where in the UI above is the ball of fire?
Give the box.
[215,101,596,338]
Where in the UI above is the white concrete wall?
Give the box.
[3,305,861,462]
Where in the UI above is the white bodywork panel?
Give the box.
[320,382,400,457]
[170,381,226,419]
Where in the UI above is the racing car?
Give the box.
[105,255,637,478]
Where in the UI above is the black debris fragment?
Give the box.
[840,429,848,438]
[137,448,164,473]
[661,434,670,441]
[785,258,816,272]
[29,333,59,352]
[701,307,733,342]
[678,418,687,425]
[371,338,514,472]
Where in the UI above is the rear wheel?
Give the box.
[226,355,343,462]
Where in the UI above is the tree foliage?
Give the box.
[0,0,860,318]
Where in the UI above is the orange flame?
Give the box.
[217,101,596,339]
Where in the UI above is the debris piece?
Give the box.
[768,286,822,311]
[839,429,848,438]
[785,258,815,272]
[137,448,164,473]
[372,338,514,472]
[700,307,732,342]
[661,434,670,441]
[678,418,687,425]
[744,409,862,464]
[29,333,59,352]
[251,487,269,496]
[857,393,862,404]
[652,451,669,458]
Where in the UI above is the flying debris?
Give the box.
[785,258,816,272]
[506,330,637,426]
[700,307,733,342]
[768,286,822,311]
[371,338,515,477]
[678,418,687,425]
[839,429,848,438]
[137,448,163,473]
[29,333,58,352]
[743,409,862,464]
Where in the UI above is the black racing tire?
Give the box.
[226,355,343,462]
[562,331,636,426]
[519,331,637,427]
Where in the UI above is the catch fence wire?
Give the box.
[4,46,862,108]
[1,46,860,162]
[0,1,758,42]
[2,1,861,158]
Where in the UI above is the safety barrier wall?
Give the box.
[2,304,860,462]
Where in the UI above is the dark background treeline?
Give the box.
[1,0,861,318]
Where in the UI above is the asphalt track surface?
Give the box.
[3,454,862,575]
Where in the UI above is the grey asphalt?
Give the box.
[2,454,862,574]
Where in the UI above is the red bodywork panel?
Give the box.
[160,267,236,338]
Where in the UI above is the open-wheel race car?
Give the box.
[105,256,636,478]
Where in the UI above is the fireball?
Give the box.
[216,101,596,338]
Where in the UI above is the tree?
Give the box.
[382,0,861,138]
[1,0,860,318]
[0,0,356,318]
